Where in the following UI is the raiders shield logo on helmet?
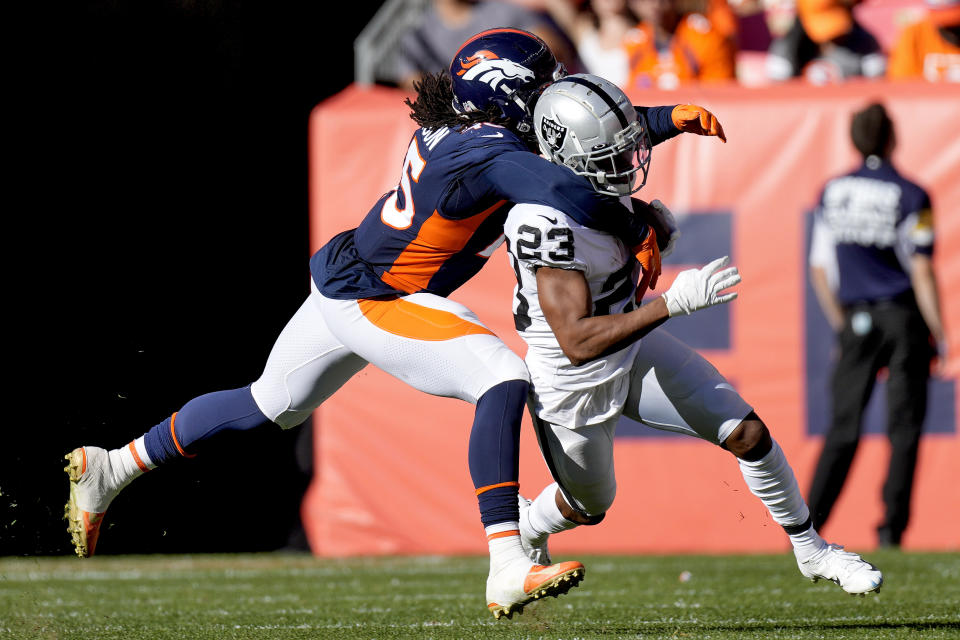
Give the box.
[541,117,567,150]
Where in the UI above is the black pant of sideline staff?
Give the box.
[808,295,933,547]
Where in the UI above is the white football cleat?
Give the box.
[518,494,552,565]
[486,559,585,620]
[64,446,126,558]
[797,543,883,594]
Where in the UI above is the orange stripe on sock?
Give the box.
[475,481,520,496]
[81,447,87,474]
[486,529,520,540]
[128,441,150,473]
[170,412,197,459]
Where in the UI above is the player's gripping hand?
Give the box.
[662,256,740,317]
[632,226,661,294]
[649,200,680,258]
[671,104,727,142]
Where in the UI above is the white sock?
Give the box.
[107,436,155,488]
[789,526,829,561]
[485,522,530,572]
[522,483,580,547]
[737,439,826,560]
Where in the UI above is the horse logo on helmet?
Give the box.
[456,50,535,93]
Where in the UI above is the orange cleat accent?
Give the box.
[80,510,105,556]
[64,448,107,558]
[487,561,585,620]
[522,561,583,592]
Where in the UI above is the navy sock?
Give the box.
[470,379,527,527]
[143,386,271,464]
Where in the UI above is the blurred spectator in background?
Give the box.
[623,0,738,89]
[395,0,573,89]
[888,0,960,81]
[766,0,886,82]
[807,103,945,548]
[728,0,774,50]
[544,0,638,86]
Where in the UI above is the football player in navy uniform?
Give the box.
[506,74,883,595]
[64,28,727,618]
[807,102,946,548]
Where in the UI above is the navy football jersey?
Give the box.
[312,110,677,301]
[809,157,934,305]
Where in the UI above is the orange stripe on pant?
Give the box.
[170,412,197,459]
[357,298,495,341]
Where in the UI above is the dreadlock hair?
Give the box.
[405,71,509,131]
[851,102,894,159]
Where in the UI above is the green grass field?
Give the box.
[2,551,958,639]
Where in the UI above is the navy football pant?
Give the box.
[808,299,931,544]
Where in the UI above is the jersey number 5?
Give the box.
[516,225,575,262]
[381,137,426,230]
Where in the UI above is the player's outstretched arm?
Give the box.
[638,105,727,144]
[670,104,727,142]
[538,256,741,366]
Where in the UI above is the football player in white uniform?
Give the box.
[504,74,883,595]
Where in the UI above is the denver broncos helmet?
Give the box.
[450,28,566,139]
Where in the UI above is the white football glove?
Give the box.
[649,199,680,258]
[662,256,741,317]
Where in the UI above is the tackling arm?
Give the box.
[487,150,652,245]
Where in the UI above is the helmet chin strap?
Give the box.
[504,87,533,132]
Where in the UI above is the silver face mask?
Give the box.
[534,74,651,196]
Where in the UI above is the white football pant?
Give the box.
[533,328,753,516]
[250,282,529,429]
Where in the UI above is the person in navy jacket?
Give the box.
[808,102,946,548]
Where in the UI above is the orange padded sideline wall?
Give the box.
[303,81,960,556]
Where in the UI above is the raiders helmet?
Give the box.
[533,74,651,196]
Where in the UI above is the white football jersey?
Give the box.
[504,203,642,427]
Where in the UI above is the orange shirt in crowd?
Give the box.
[888,18,960,81]
[796,0,856,44]
[705,0,739,41]
[623,13,736,89]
